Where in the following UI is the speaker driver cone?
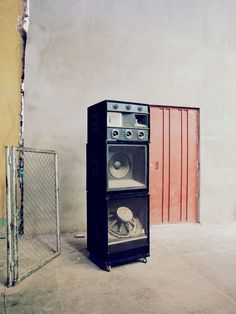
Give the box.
[108,206,143,238]
[108,153,131,179]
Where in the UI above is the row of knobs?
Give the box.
[112,129,145,140]
[113,104,143,112]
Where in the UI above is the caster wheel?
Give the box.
[143,258,147,264]
[106,265,111,272]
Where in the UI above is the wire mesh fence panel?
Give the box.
[6,147,60,286]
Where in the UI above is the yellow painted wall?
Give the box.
[0,0,24,226]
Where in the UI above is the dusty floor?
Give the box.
[0,224,236,314]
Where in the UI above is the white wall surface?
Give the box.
[24,0,236,231]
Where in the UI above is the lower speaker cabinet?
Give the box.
[87,193,150,271]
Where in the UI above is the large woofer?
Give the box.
[108,153,131,179]
[108,206,142,238]
[107,194,148,245]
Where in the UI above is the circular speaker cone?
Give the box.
[117,206,133,223]
[112,129,119,139]
[108,208,143,238]
[108,153,131,179]
[138,130,145,139]
[125,129,133,139]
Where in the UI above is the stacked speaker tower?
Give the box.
[87,100,150,271]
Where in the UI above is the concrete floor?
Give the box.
[0,224,236,314]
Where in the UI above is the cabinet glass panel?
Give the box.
[107,144,147,191]
[108,195,148,245]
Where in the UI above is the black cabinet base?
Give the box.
[89,244,150,271]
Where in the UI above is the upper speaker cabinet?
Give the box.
[106,102,149,142]
[87,100,150,143]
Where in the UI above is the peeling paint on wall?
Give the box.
[17,0,30,147]
[0,0,25,236]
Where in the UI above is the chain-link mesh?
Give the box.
[6,147,60,286]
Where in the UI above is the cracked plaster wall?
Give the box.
[24,0,236,232]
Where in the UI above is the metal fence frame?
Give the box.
[5,146,60,287]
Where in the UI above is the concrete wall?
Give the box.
[24,0,236,232]
[0,0,24,235]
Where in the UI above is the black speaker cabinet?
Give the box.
[87,100,150,271]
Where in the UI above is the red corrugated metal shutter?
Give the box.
[150,106,199,224]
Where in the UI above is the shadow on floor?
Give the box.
[62,233,88,257]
